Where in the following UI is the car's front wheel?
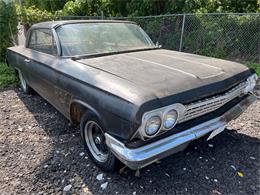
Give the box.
[80,111,120,172]
[18,70,33,94]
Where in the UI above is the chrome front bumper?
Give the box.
[105,94,257,170]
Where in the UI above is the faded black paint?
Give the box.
[6,20,255,142]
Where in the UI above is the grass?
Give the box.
[247,63,260,76]
[0,62,18,89]
[0,62,259,89]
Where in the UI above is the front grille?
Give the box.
[179,81,248,123]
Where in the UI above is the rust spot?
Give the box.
[70,103,86,124]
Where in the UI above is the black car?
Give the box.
[6,20,258,171]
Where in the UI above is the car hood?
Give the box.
[77,49,252,104]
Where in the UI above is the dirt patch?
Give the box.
[1,88,260,194]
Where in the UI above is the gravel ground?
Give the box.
[0,88,260,195]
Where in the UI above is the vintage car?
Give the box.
[6,20,258,171]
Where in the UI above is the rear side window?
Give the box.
[28,29,57,55]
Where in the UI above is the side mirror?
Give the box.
[155,41,162,48]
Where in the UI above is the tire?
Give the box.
[18,70,33,94]
[80,111,121,172]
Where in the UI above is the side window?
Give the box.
[28,29,57,55]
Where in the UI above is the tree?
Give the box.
[0,0,18,61]
[23,0,68,12]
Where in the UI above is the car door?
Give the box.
[23,28,70,115]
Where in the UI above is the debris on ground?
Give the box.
[237,171,244,178]
[230,165,236,171]
[96,173,104,181]
[63,184,72,192]
[100,182,108,190]
[135,169,140,177]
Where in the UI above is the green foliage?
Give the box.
[16,5,56,29]
[181,14,260,61]
[132,16,182,50]
[118,0,259,17]
[0,63,18,89]
[20,0,259,18]
[247,63,260,75]
[15,0,260,23]
[23,0,68,12]
[62,0,105,16]
[0,0,18,62]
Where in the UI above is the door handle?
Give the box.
[24,59,31,63]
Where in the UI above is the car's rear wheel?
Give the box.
[80,111,120,172]
[18,70,33,94]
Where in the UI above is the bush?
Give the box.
[16,5,56,31]
[0,63,18,89]
[0,0,18,62]
[247,63,260,76]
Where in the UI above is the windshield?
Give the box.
[56,22,155,56]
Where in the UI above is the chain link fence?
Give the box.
[19,13,260,63]
[111,13,260,63]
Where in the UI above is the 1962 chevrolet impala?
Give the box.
[6,20,258,171]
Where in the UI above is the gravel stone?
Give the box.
[63,184,72,192]
[0,88,260,194]
[96,173,104,181]
[100,182,108,190]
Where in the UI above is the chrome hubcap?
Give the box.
[84,121,108,162]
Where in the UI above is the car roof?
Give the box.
[30,20,136,29]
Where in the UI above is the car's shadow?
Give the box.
[16,90,260,194]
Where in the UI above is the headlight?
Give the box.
[145,116,161,136]
[139,103,186,140]
[163,109,178,129]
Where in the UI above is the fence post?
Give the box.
[258,41,260,63]
[101,11,104,20]
[179,14,186,52]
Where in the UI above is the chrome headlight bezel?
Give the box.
[245,73,258,94]
[139,103,186,139]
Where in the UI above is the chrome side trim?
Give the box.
[52,28,61,56]
[105,94,256,170]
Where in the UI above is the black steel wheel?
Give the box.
[80,111,121,172]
